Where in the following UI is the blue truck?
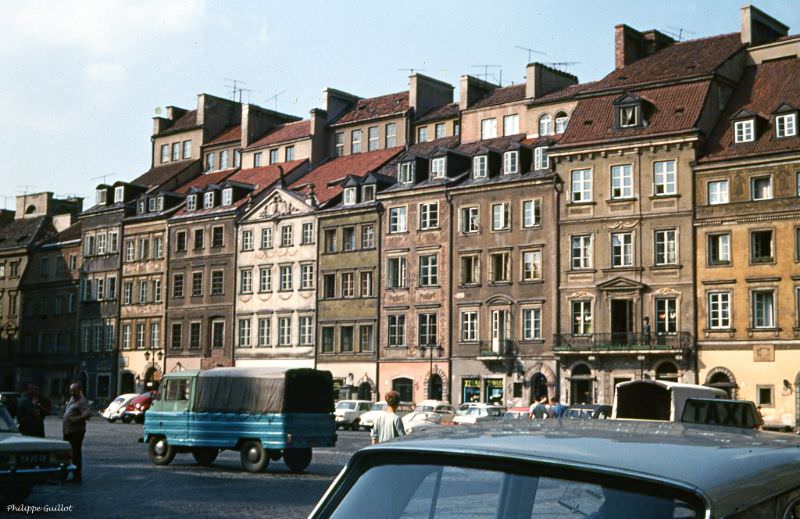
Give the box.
[143,367,336,473]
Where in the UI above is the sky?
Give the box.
[1,0,798,209]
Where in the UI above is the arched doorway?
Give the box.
[706,368,737,398]
[428,374,443,401]
[655,361,679,382]
[120,372,135,394]
[530,373,548,403]
[392,377,413,404]
[570,364,593,404]
[357,382,372,400]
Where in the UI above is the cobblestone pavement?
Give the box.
[15,417,369,518]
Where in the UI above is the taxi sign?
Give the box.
[680,398,760,429]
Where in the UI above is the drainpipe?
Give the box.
[446,189,454,404]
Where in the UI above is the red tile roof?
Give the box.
[469,84,526,110]
[289,148,402,205]
[207,125,241,145]
[557,80,712,147]
[701,58,800,161]
[415,103,459,123]
[248,120,311,149]
[584,33,743,93]
[229,159,307,196]
[331,92,409,126]
[133,159,201,188]
[175,169,236,194]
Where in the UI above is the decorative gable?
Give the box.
[596,276,646,292]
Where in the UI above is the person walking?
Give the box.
[548,397,567,419]
[529,396,548,420]
[62,383,91,483]
[17,383,47,437]
[370,391,406,445]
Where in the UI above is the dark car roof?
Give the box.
[364,419,800,516]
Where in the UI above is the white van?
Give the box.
[612,380,726,421]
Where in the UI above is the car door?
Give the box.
[159,377,191,442]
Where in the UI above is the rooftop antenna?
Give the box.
[17,185,36,195]
[470,64,502,84]
[1,195,13,210]
[239,87,261,104]
[515,45,546,63]
[665,26,696,42]
[90,174,109,185]
[264,90,286,112]
[397,68,427,75]
[544,61,581,72]
[223,78,247,102]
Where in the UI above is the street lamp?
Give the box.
[420,344,443,399]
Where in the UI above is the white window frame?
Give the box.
[776,113,797,138]
[522,250,542,281]
[571,168,592,202]
[751,176,772,201]
[203,191,214,209]
[611,232,633,267]
[222,188,233,206]
[398,162,414,184]
[571,235,592,269]
[431,157,446,178]
[238,319,251,347]
[419,202,439,230]
[503,151,519,175]
[473,155,487,178]
[538,114,553,136]
[461,311,478,342]
[480,118,497,139]
[707,233,731,265]
[343,187,357,206]
[708,180,729,205]
[653,160,677,196]
[419,254,438,287]
[503,114,519,136]
[491,202,510,231]
[708,291,731,329]
[388,207,407,233]
[460,206,479,233]
[654,229,678,265]
[522,199,540,228]
[522,308,542,340]
[610,164,633,199]
[533,146,549,171]
[734,119,755,143]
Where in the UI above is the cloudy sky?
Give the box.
[1,0,798,208]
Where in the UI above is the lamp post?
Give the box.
[420,344,443,399]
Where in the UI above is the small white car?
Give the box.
[402,400,457,433]
[101,393,140,423]
[452,404,505,424]
[333,400,373,430]
[358,402,388,430]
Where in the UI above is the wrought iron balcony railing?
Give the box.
[553,332,692,352]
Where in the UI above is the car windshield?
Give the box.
[370,403,387,411]
[328,463,702,518]
[336,402,356,410]
[466,407,487,416]
[113,397,125,404]
[0,406,16,432]
[415,405,434,413]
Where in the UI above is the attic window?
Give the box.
[203,191,215,209]
[555,112,569,134]
[222,188,233,206]
[398,162,414,184]
[186,194,197,212]
[96,189,107,205]
[362,185,375,202]
[503,151,519,175]
[137,200,146,214]
[157,197,164,211]
[148,198,157,212]
[114,186,125,203]
[734,119,755,143]
[776,113,797,138]
[619,105,639,128]
[473,156,487,179]
[431,157,446,178]
[343,187,357,206]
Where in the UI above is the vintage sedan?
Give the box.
[309,418,800,518]
[0,404,74,505]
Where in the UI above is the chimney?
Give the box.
[741,5,788,46]
[525,63,578,99]
[309,108,328,167]
[614,24,675,69]
[459,75,498,110]
[152,105,187,135]
[409,74,454,117]
[198,93,243,145]
[322,88,360,123]
[240,103,303,148]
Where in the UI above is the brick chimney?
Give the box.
[240,104,300,148]
[409,73,454,116]
[741,5,788,46]
[322,88,361,123]
[525,63,578,99]
[152,105,187,135]
[615,25,675,69]
[459,75,498,110]
[308,108,328,167]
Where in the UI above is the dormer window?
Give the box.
[220,150,229,169]
[343,187,357,206]
[398,162,414,184]
[148,198,157,212]
[186,195,197,211]
[137,200,146,214]
[157,197,164,211]
[206,152,217,171]
[555,112,569,134]
[96,189,107,205]
[362,185,375,202]
[503,151,518,175]
[473,156,487,178]
[619,105,639,127]
[222,188,233,206]
[431,157,446,179]
[776,113,797,138]
[734,119,755,143]
[203,191,215,209]
[534,147,549,171]
[114,186,125,203]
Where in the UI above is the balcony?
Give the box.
[553,332,692,353]
[476,339,515,361]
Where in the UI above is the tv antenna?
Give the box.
[470,64,502,85]
[515,45,546,63]
[238,87,260,104]
[90,175,110,185]
[17,184,36,195]
[545,61,581,72]
[397,68,427,75]
[223,78,247,103]
[264,91,286,112]
[1,195,13,210]
[665,26,696,42]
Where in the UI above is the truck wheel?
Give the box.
[148,436,176,465]
[192,448,219,466]
[240,440,268,472]
[283,448,312,473]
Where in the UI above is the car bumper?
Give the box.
[0,463,75,482]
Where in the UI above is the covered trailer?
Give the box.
[612,380,726,421]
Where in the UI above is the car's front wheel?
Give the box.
[121,414,133,424]
[148,436,176,465]
[350,419,360,431]
[283,448,312,473]
[240,440,268,472]
[192,448,219,466]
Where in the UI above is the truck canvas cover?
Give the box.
[194,367,334,414]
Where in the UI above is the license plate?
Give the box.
[17,453,49,466]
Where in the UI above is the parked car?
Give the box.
[0,392,19,418]
[564,404,612,420]
[309,419,800,518]
[452,404,505,425]
[503,406,532,420]
[144,368,335,473]
[121,391,157,424]
[359,403,414,431]
[333,400,373,430]
[402,401,457,432]
[0,403,74,506]
[101,393,140,423]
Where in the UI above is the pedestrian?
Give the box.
[755,405,764,430]
[370,391,406,445]
[17,383,46,437]
[549,396,567,419]
[62,382,91,483]
[642,316,652,346]
[529,396,548,420]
